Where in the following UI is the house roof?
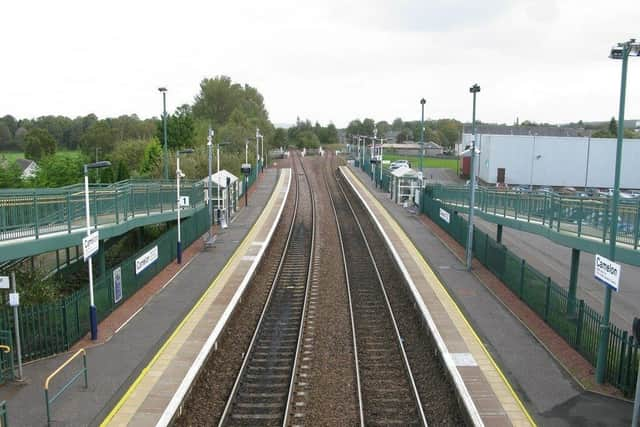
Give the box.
[15,158,36,172]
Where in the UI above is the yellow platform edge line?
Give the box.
[342,166,537,427]
[100,171,287,426]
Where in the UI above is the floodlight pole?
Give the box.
[158,87,169,180]
[465,84,480,271]
[420,98,426,174]
[596,39,636,384]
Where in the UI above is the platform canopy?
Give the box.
[202,170,239,188]
[391,166,420,179]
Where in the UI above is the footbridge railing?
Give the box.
[0,179,205,243]
[428,185,640,252]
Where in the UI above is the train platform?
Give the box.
[345,164,633,426]
[0,168,287,427]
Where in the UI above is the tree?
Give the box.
[273,128,287,149]
[346,119,363,137]
[1,115,17,135]
[295,130,320,149]
[325,123,339,145]
[0,161,22,188]
[24,128,57,161]
[34,153,84,187]
[0,122,12,148]
[592,129,613,138]
[157,104,195,149]
[392,118,404,131]
[361,118,375,136]
[109,139,152,176]
[193,76,269,128]
[608,117,617,136]
[80,121,117,157]
[436,119,462,148]
[141,139,163,177]
[376,121,391,138]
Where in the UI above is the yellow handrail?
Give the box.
[0,345,10,354]
[44,349,85,390]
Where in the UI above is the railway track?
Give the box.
[218,153,315,426]
[326,165,428,426]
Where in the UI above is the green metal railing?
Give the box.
[0,179,205,242]
[44,348,87,426]
[428,184,640,250]
[422,194,639,395]
[0,400,7,427]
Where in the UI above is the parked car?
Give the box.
[389,160,410,171]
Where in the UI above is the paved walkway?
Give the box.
[349,166,633,426]
[0,169,279,427]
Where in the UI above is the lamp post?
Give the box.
[420,98,426,175]
[207,128,214,230]
[83,160,111,340]
[257,128,264,172]
[176,148,194,264]
[465,84,480,271]
[373,128,378,184]
[158,87,169,180]
[595,38,640,384]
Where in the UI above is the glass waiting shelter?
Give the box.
[201,170,239,224]
[390,166,422,206]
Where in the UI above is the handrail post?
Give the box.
[33,191,39,238]
[115,187,119,224]
[66,192,72,234]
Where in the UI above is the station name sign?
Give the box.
[594,254,621,292]
[439,208,451,224]
[136,246,158,275]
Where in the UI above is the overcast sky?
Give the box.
[1,0,639,128]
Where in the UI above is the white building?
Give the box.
[461,133,640,189]
[16,159,38,179]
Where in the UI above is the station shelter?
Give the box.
[202,170,239,225]
[390,166,422,206]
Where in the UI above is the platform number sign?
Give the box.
[113,267,123,304]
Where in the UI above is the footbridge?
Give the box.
[427,184,640,267]
[0,179,206,263]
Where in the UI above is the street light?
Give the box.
[595,38,640,384]
[158,87,169,180]
[176,148,194,264]
[207,128,214,231]
[465,84,480,271]
[83,160,111,340]
[420,98,426,175]
[256,128,264,172]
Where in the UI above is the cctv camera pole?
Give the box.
[175,148,194,264]
[207,128,214,229]
[176,153,182,264]
[465,84,480,271]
